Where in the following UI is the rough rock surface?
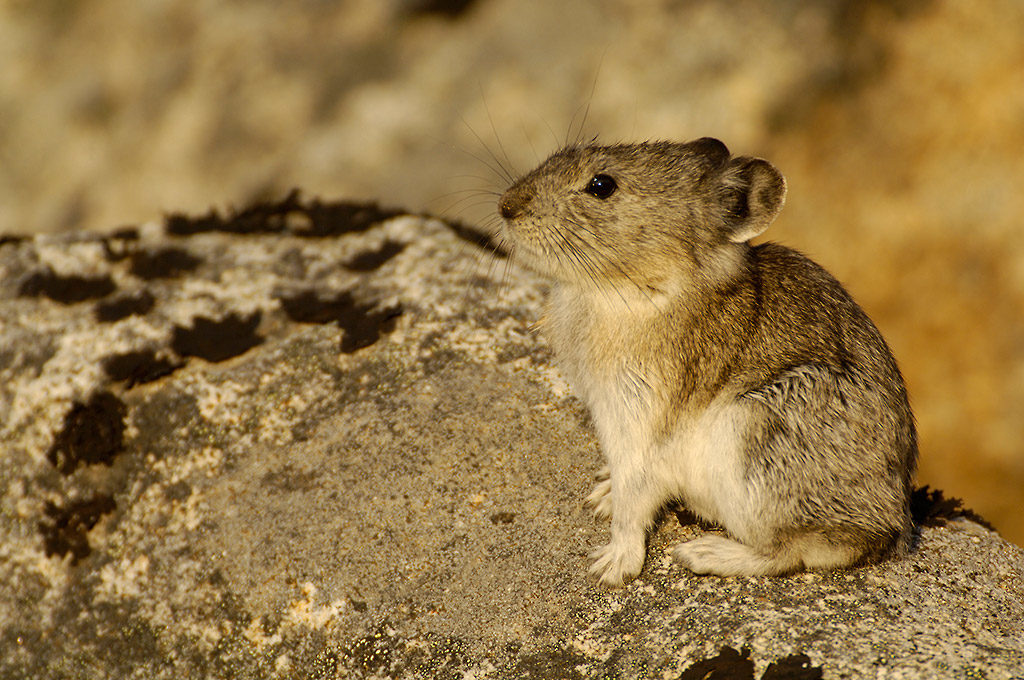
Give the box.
[1,202,1022,679]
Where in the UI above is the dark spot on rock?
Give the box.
[171,312,263,362]
[100,228,141,261]
[296,201,405,238]
[261,464,320,493]
[489,511,515,525]
[339,303,402,353]
[39,495,116,564]
[19,268,117,304]
[48,392,126,474]
[94,289,156,322]
[278,291,353,325]
[445,219,507,257]
[407,0,479,18]
[163,480,192,502]
[291,420,316,443]
[165,189,404,237]
[165,210,232,235]
[676,648,822,680]
[344,240,407,272]
[349,598,367,613]
[0,234,29,247]
[128,247,202,279]
[102,349,181,387]
[679,646,754,680]
[762,653,824,680]
[278,290,402,353]
[206,569,228,588]
[110,226,140,240]
[911,485,994,530]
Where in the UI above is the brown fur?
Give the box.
[499,138,918,584]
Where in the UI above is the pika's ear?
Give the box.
[688,137,731,168]
[718,157,787,243]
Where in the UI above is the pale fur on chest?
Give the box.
[542,286,762,536]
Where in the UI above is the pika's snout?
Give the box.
[499,186,530,220]
[499,196,517,219]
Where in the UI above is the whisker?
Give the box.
[563,235,632,313]
[429,187,500,211]
[438,196,502,223]
[561,220,666,316]
[573,60,603,148]
[549,224,621,311]
[479,85,518,185]
[563,216,663,314]
[459,114,516,186]
[499,247,515,293]
[518,119,542,166]
[541,117,562,152]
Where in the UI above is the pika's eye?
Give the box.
[584,174,617,199]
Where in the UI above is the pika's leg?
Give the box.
[589,470,662,587]
[673,534,860,577]
[674,536,800,576]
[584,466,612,520]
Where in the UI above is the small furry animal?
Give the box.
[497,137,917,586]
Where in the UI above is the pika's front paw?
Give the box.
[589,541,646,587]
[584,478,612,520]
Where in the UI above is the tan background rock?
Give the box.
[2,0,1022,544]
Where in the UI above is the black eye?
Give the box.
[584,174,617,199]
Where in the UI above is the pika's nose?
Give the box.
[499,188,528,219]
[499,195,518,219]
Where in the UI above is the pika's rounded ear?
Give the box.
[718,157,787,243]
[688,137,731,167]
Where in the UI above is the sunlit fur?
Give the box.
[499,138,917,586]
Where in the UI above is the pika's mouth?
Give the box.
[497,217,557,278]
[498,218,535,259]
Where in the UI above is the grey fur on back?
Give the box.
[731,245,917,557]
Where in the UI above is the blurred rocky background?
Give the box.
[2,0,1022,545]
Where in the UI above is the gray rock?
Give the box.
[1,201,1022,679]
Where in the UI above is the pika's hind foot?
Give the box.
[673,536,801,577]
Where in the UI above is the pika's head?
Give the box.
[498,138,785,292]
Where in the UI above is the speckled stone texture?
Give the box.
[1,199,1022,679]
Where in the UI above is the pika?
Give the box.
[497,138,917,586]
